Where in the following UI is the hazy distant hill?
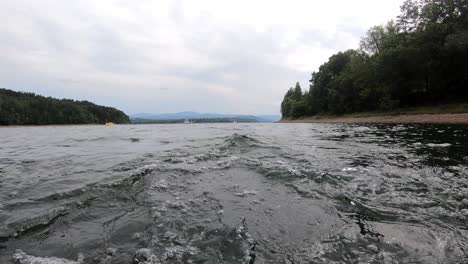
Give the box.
[131,117,259,124]
[0,88,130,125]
[254,115,282,122]
[130,112,280,122]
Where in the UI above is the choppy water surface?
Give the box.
[1,123,467,264]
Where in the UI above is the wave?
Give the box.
[2,128,468,263]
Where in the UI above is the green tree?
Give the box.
[0,88,130,125]
[281,0,468,119]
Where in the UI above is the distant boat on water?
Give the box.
[184,119,191,124]
[105,122,114,126]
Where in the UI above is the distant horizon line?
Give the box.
[129,111,280,116]
[1,88,280,117]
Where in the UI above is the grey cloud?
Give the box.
[89,29,137,73]
[0,0,402,115]
[299,25,365,51]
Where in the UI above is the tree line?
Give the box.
[0,88,130,125]
[281,0,468,118]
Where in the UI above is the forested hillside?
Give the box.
[0,88,129,125]
[281,0,468,119]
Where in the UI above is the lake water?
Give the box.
[0,123,467,263]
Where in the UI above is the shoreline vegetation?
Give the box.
[280,0,468,121]
[0,88,130,125]
[280,113,468,124]
[280,104,468,124]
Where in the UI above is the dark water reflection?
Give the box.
[0,123,467,263]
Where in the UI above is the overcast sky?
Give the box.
[0,0,405,115]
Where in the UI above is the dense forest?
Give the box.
[0,88,130,125]
[281,0,468,119]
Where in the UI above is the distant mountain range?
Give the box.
[130,111,280,122]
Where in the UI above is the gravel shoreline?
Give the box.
[279,113,468,124]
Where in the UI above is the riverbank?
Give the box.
[280,113,468,124]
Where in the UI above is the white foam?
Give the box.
[12,250,83,264]
[426,143,452,148]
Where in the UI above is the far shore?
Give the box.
[279,113,468,124]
